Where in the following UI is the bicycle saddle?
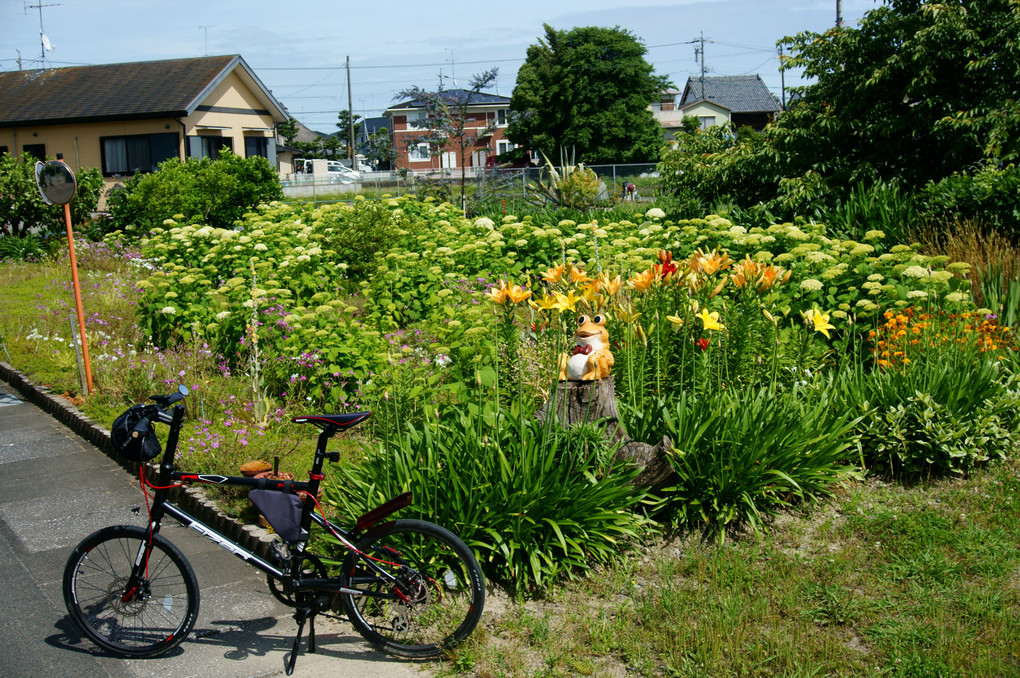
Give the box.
[291,412,371,431]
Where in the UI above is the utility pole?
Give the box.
[836,0,843,27]
[346,55,356,168]
[778,44,786,109]
[694,32,707,98]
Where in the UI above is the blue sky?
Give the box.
[1,0,875,131]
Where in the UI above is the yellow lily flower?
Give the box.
[666,314,685,328]
[802,307,836,338]
[697,308,725,332]
[529,294,559,312]
[552,290,581,312]
[763,309,778,325]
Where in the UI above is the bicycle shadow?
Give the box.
[49,612,425,670]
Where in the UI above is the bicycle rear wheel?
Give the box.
[63,525,199,658]
[339,519,485,658]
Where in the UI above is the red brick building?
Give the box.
[384,89,514,172]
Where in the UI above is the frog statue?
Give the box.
[559,314,614,381]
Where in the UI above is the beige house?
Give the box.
[650,75,783,137]
[0,55,289,195]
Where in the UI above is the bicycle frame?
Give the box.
[130,403,403,602]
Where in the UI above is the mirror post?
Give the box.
[35,155,94,395]
[63,197,93,394]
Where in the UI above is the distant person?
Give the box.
[622,182,637,201]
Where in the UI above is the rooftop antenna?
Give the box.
[199,25,215,56]
[25,1,60,67]
[446,48,457,88]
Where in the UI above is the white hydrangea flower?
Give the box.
[215,311,231,321]
[646,208,666,220]
[946,292,967,303]
[902,266,929,279]
[474,217,495,229]
[160,306,177,315]
[800,278,824,292]
[906,290,928,299]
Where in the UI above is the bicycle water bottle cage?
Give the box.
[291,412,371,435]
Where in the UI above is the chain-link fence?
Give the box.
[280,163,663,207]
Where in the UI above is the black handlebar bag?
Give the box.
[249,490,304,543]
[111,405,162,462]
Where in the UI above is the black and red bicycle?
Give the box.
[62,386,485,674]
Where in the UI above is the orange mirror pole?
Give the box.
[63,199,93,394]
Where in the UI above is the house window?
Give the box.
[406,111,427,127]
[187,135,234,160]
[22,143,46,159]
[244,136,269,159]
[408,142,431,162]
[496,140,515,156]
[699,116,716,130]
[0,146,8,157]
[101,133,179,175]
[496,109,509,126]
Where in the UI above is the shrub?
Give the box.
[0,152,104,240]
[657,385,862,541]
[106,151,282,234]
[322,402,649,592]
[838,309,1020,476]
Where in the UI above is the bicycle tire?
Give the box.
[338,519,485,658]
[63,525,199,658]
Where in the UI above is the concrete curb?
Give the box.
[0,360,277,560]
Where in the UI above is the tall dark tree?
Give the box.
[336,110,363,159]
[506,25,669,164]
[397,68,499,209]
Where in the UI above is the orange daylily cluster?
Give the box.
[870,308,1014,367]
[730,255,792,292]
[627,249,790,301]
[488,280,532,306]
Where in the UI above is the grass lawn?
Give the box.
[452,460,1019,677]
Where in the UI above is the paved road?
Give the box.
[0,380,427,678]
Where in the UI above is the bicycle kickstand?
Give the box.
[285,605,317,676]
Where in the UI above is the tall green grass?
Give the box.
[651,385,862,541]
[323,401,650,592]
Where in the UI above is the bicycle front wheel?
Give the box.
[63,525,199,658]
[339,519,485,658]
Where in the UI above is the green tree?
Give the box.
[777,0,1020,190]
[660,0,1020,219]
[507,24,670,164]
[336,110,363,159]
[397,68,499,209]
[364,126,396,170]
[276,118,299,146]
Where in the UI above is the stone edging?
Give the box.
[0,361,277,559]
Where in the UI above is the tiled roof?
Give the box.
[0,55,285,126]
[680,75,781,114]
[388,88,510,111]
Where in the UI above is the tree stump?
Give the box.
[535,375,674,490]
